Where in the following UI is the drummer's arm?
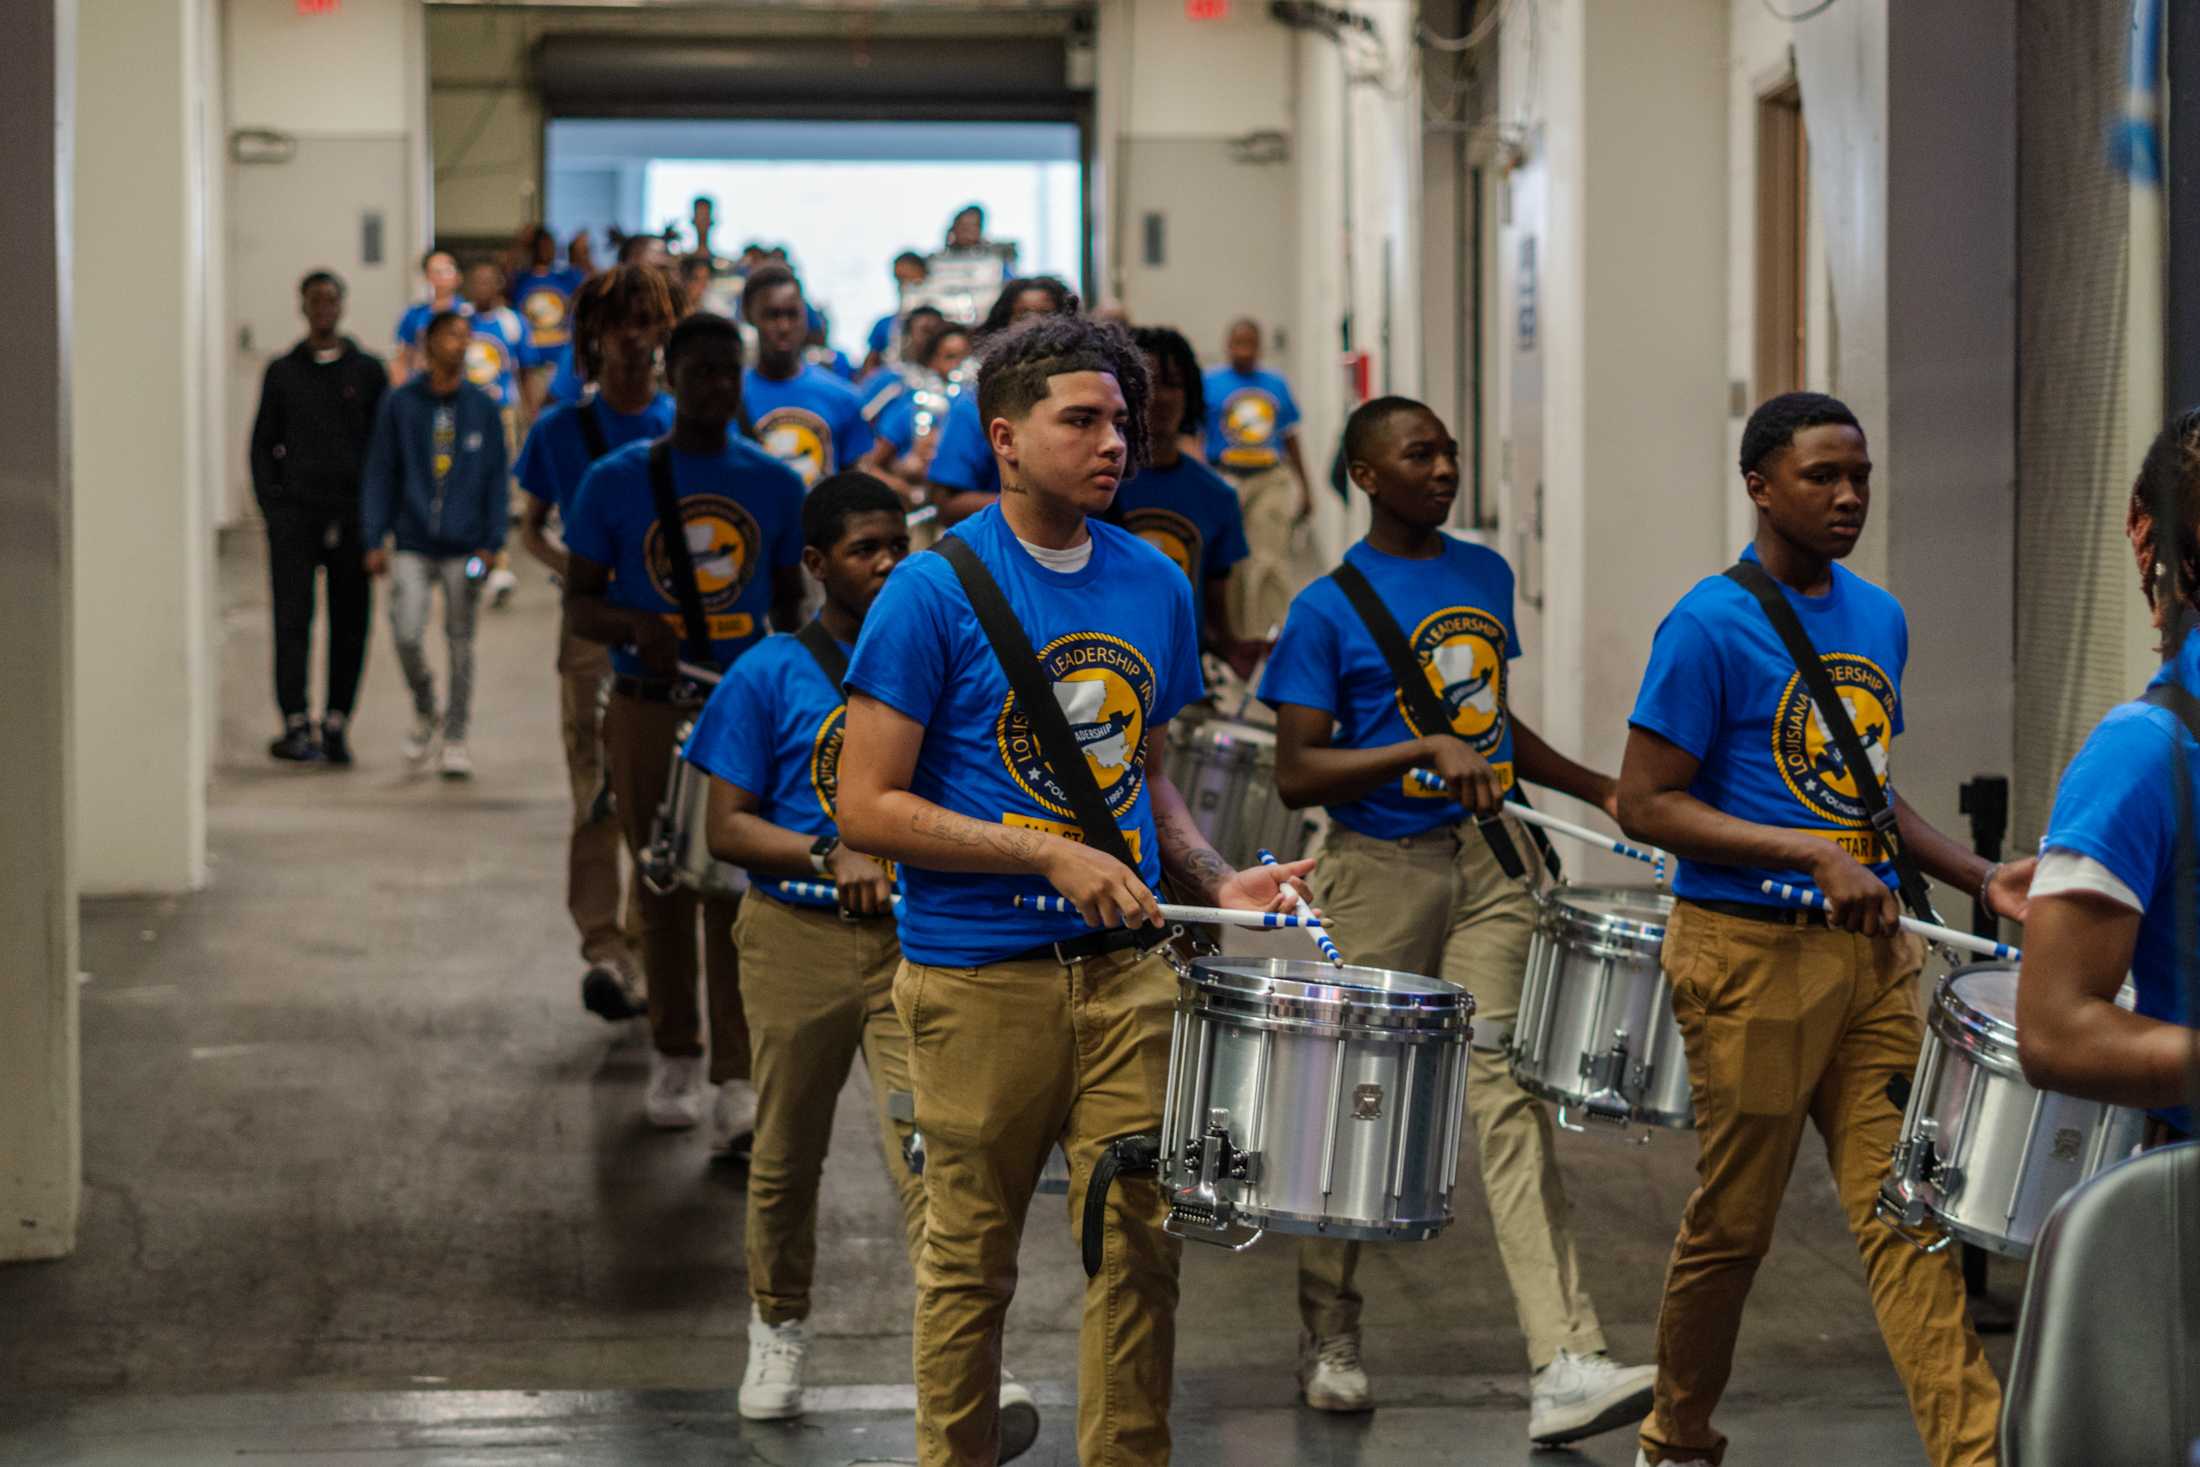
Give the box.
[564,553,677,675]
[705,776,819,876]
[1270,702,1474,809]
[1510,717,1618,821]
[1147,723,1313,911]
[2018,893,2189,1107]
[1890,792,2035,921]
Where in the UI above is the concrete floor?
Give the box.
[0,534,2023,1463]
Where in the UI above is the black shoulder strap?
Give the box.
[2141,679,2200,1034]
[1328,559,1532,883]
[2144,681,2200,743]
[1725,561,1933,919]
[575,399,611,462]
[935,535,1143,875]
[646,440,717,669]
[796,618,850,695]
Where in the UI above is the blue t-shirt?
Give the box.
[844,506,1204,965]
[1259,538,1523,840]
[544,343,585,407]
[396,299,467,352]
[1629,546,1909,906]
[926,390,998,497]
[463,306,531,409]
[1203,366,1302,471]
[513,267,584,350]
[684,630,853,893]
[514,394,675,525]
[1110,456,1251,643]
[744,364,875,489]
[564,437,807,678]
[2040,631,2200,1131]
[867,313,896,357]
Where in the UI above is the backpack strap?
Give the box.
[646,440,717,671]
[796,618,850,694]
[575,399,611,462]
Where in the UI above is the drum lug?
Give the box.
[1572,1029,1642,1137]
[1167,1109,1264,1247]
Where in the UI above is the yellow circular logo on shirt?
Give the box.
[1396,606,1510,757]
[642,495,762,614]
[756,407,834,488]
[1120,507,1202,585]
[523,290,568,331]
[810,705,845,819]
[463,336,509,394]
[995,632,1159,822]
[1223,390,1278,447]
[1771,655,1899,824]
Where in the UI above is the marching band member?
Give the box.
[836,313,1313,1466]
[2018,406,2200,1140]
[1257,395,1654,1447]
[1617,392,2026,1467]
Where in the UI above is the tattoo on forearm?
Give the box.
[1158,807,1232,897]
[910,804,1047,865]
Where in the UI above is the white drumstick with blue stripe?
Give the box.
[775,879,902,909]
[1407,769,1669,880]
[1011,894,1328,930]
[1257,847,1342,966]
[1757,880,2021,961]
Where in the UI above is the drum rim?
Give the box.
[1175,994,1474,1040]
[1186,956,1473,1011]
[1931,963,2021,1071]
[1540,883,1673,948]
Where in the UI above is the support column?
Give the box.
[0,0,81,1264]
[73,0,214,895]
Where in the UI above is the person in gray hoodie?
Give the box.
[360,308,509,779]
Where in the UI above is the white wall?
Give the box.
[226,0,415,133]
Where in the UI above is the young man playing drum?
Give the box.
[1255,395,1656,1447]
[1617,392,2030,1467]
[2018,407,2200,1141]
[836,313,1315,1467]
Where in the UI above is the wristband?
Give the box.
[1978,862,2003,920]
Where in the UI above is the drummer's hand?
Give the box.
[1810,847,1902,936]
[1222,638,1265,683]
[1213,857,1318,915]
[1418,735,1503,816]
[829,846,894,917]
[1040,837,1166,929]
[631,616,680,678]
[1985,855,2037,924]
[1597,778,1622,826]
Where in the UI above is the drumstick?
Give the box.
[906,504,939,528]
[1757,880,2022,961]
[675,660,725,687]
[1011,894,1328,930]
[1407,769,1669,879]
[774,879,902,909]
[1257,847,1342,966]
[1229,624,1283,720]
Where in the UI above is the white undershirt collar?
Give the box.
[1016,533,1092,574]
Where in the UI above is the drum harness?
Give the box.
[932,536,1184,1278]
[638,439,730,896]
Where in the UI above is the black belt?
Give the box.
[1689,898,1830,928]
[612,675,682,703]
[1006,926,1165,967]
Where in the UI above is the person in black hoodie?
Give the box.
[249,270,388,763]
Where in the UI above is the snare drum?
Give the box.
[1879,963,2144,1258]
[640,724,749,901]
[1511,886,1693,1131]
[1160,957,1474,1244]
[1162,714,1318,867]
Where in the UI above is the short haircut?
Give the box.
[419,250,448,273]
[742,262,801,316]
[664,311,743,378]
[1739,391,1863,476]
[976,314,1151,476]
[692,195,714,213]
[1130,325,1206,438]
[905,305,945,328]
[955,204,985,226]
[523,223,554,253]
[804,471,906,550]
[977,275,1077,339]
[681,254,714,281]
[894,250,928,272]
[570,264,678,385]
[925,324,972,366]
[425,308,470,341]
[1342,395,1434,466]
[616,233,658,264]
[299,269,344,297]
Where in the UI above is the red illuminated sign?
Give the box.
[1187,0,1229,19]
[297,0,339,13]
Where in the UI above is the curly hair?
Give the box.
[976,313,1152,478]
[2129,406,2200,631]
[1738,391,1863,477]
[568,263,678,386]
[1129,325,1206,439]
[977,275,1077,340]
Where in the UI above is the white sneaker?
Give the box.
[487,565,518,608]
[998,1368,1040,1463]
[402,713,438,764]
[1635,1453,1715,1467]
[437,741,473,780]
[1531,1348,1657,1445]
[710,1078,757,1155]
[644,1053,707,1130]
[1296,1331,1373,1412]
[737,1306,808,1420]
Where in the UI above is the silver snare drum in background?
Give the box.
[1879,964,2144,1258]
[1162,714,1318,868]
[640,721,749,902]
[1161,957,1474,1246]
[1511,885,1693,1132]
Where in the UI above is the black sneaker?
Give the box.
[269,720,321,763]
[580,963,645,1022]
[319,719,353,767]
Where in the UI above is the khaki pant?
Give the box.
[603,689,748,1078]
[1638,901,2000,1467]
[897,947,1181,1466]
[556,619,638,974]
[733,894,924,1322]
[1223,463,1309,640]
[1297,820,1607,1369]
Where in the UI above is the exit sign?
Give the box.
[1187,0,1229,19]
[297,0,339,13]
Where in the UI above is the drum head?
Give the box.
[1545,885,1672,944]
[1934,962,2021,1069]
[1187,956,1471,1022]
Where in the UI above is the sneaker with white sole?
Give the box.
[1296,1330,1373,1412]
[486,564,519,608]
[737,1306,808,1420]
[402,712,438,764]
[998,1369,1040,1463]
[1635,1452,1715,1467]
[644,1053,707,1130]
[710,1078,758,1156]
[1531,1348,1658,1445]
[437,741,473,780]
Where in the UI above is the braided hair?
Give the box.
[569,263,678,387]
[976,313,1152,477]
[1129,325,1206,439]
[2130,406,2200,631]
